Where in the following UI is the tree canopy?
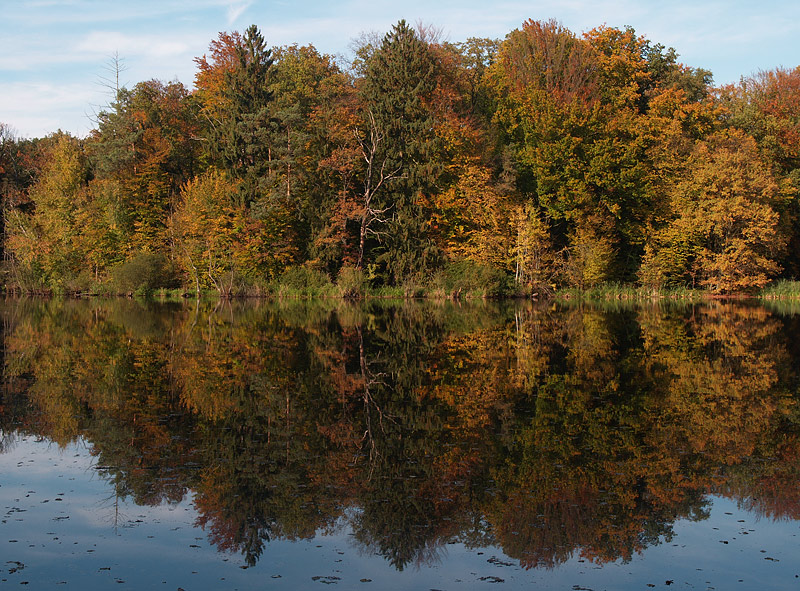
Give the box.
[2,21,798,295]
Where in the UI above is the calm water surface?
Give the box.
[2,298,800,589]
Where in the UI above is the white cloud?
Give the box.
[226,0,253,26]
[0,82,101,138]
[76,31,191,59]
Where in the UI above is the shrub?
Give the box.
[439,260,513,298]
[111,252,176,296]
[275,266,333,297]
[336,266,367,299]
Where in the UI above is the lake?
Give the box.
[2,297,800,589]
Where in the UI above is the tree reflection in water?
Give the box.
[1,298,799,570]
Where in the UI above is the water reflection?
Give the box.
[2,298,799,571]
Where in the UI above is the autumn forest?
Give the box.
[1,19,799,297]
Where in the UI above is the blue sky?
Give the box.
[2,0,799,138]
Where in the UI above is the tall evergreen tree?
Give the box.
[211,24,275,206]
[359,20,443,284]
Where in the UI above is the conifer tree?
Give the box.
[211,24,274,206]
[359,20,443,284]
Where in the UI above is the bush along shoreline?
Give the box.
[5,263,797,304]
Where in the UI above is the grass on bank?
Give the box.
[555,282,703,303]
[759,280,800,299]
[256,261,522,301]
[8,255,800,302]
[556,279,800,303]
[152,277,800,303]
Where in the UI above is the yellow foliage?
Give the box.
[429,161,514,267]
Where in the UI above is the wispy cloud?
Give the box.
[76,31,191,59]
[226,0,252,26]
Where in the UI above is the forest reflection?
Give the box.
[2,297,800,570]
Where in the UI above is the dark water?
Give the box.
[2,297,800,589]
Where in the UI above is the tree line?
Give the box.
[0,19,798,296]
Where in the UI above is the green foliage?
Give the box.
[360,20,444,283]
[433,260,514,298]
[89,80,203,256]
[278,266,331,290]
[557,282,702,303]
[335,265,367,299]
[209,24,275,206]
[514,204,556,294]
[487,21,662,284]
[452,37,501,119]
[561,212,618,289]
[111,251,176,295]
[760,280,800,299]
